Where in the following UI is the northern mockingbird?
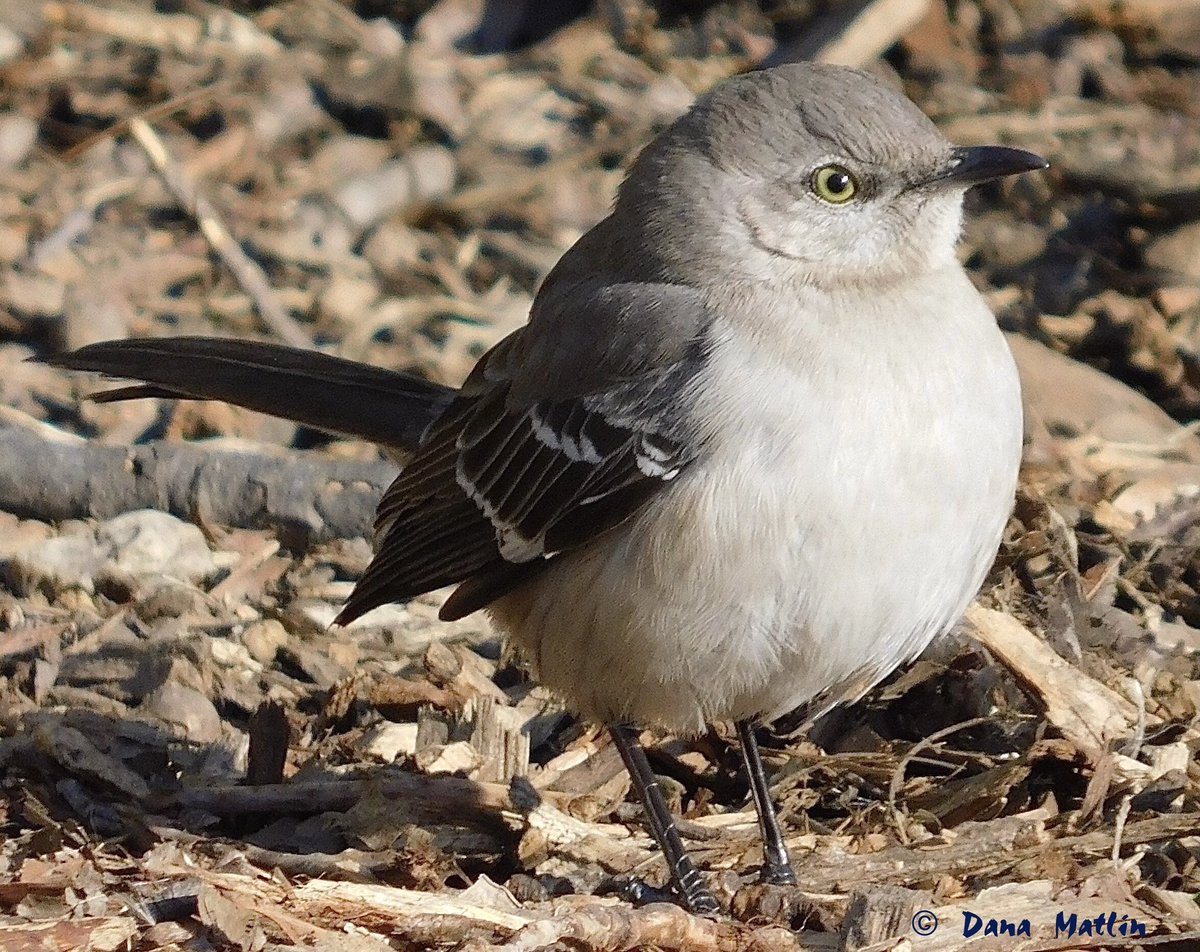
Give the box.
[49,63,1045,913]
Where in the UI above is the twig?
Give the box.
[294,877,534,932]
[235,844,401,882]
[939,100,1150,143]
[42,2,282,59]
[767,0,931,68]
[1122,677,1147,759]
[964,605,1151,748]
[0,412,395,546]
[815,0,932,68]
[1111,794,1132,863]
[127,117,311,348]
[484,901,800,952]
[176,770,567,820]
[885,716,994,844]
[783,810,1200,891]
[26,179,140,267]
[61,82,234,162]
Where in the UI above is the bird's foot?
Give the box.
[759,862,797,886]
[604,874,722,917]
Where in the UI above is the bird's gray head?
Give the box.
[617,64,1045,289]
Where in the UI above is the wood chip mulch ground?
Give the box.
[1,1,1199,950]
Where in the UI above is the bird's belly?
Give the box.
[489,332,1021,734]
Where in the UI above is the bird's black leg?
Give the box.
[609,725,721,915]
[736,720,797,886]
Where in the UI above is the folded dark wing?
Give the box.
[335,337,706,625]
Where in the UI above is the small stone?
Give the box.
[56,588,100,617]
[210,638,258,670]
[361,722,419,762]
[361,221,426,276]
[332,146,457,229]
[0,220,27,263]
[8,535,107,595]
[0,113,37,169]
[0,25,22,67]
[340,603,411,631]
[311,135,391,184]
[251,77,322,147]
[278,642,345,689]
[328,640,360,669]
[1155,285,1200,317]
[97,510,216,583]
[131,580,210,621]
[0,516,53,560]
[140,681,222,744]
[415,0,482,46]
[0,599,25,630]
[1152,619,1200,654]
[242,619,288,664]
[318,272,378,326]
[1145,221,1200,280]
[417,739,480,775]
[1,268,65,318]
[291,600,341,632]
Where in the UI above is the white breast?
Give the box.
[489,269,1022,735]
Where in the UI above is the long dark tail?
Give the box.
[43,337,457,452]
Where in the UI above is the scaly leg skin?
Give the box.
[737,720,797,886]
[609,725,721,915]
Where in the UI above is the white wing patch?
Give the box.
[530,406,602,463]
[635,433,682,479]
[455,391,692,566]
[455,463,547,563]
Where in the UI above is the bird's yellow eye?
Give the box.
[812,165,858,204]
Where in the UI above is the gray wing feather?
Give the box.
[336,278,713,625]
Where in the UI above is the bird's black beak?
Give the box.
[926,145,1048,188]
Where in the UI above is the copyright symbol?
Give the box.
[911,909,938,936]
